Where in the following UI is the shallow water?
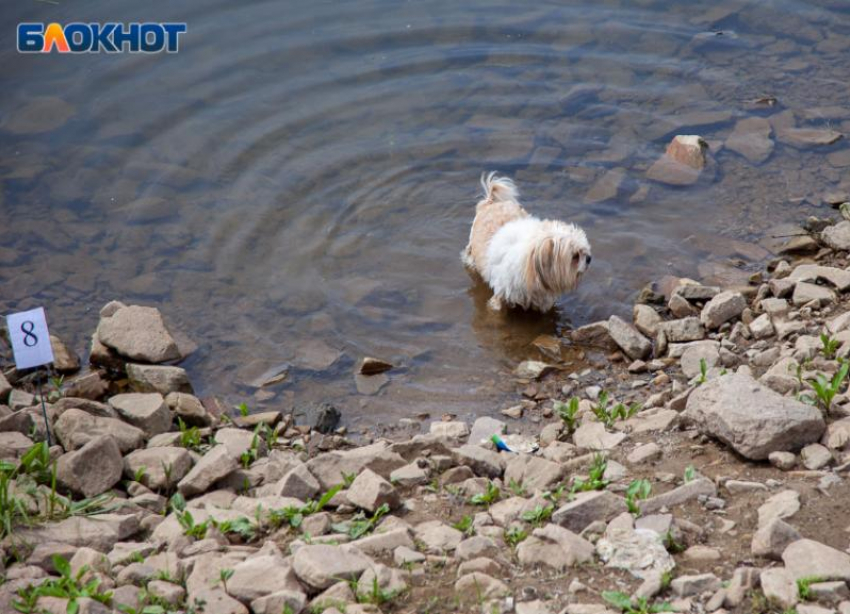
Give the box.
[2,0,850,429]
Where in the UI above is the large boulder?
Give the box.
[96,305,180,363]
[683,373,825,460]
[124,447,193,491]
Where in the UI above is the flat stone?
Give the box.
[49,335,80,373]
[292,545,371,590]
[96,305,180,363]
[783,539,850,581]
[573,421,626,450]
[56,434,123,498]
[455,572,509,599]
[608,316,652,360]
[727,117,774,164]
[54,408,145,453]
[165,392,214,427]
[414,521,463,552]
[627,443,662,464]
[789,264,850,292]
[504,454,564,492]
[306,442,406,490]
[769,451,797,470]
[552,491,628,533]
[268,463,320,501]
[430,421,469,440]
[680,341,720,379]
[109,393,172,437]
[571,321,618,352]
[640,477,717,514]
[780,128,843,147]
[683,372,825,460]
[596,527,675,579]
[516,524,594,570]
[124,447,193,491]
[659,317,705,343]
[451,445,503,479]
[8,514,140,552]
[126,364,193,396]
[793,282,837,306]
[750,313,775,339]
[456,536,500,561]
[671,573,721,597]
[227,555,302,604]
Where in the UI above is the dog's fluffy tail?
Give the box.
[481,171,518,203]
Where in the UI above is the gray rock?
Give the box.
[292,545,371,590]
[127,364,192,395]
[56,435,123,498]
[627,443,662,464]
[801,443,832,469]
[769,451,797,470]
[414,521,463,552]
[504,455,564,492]
[9,514,140,552]
[793,282,837,307]
[700,292,747,329]
[54,409,145,453]
[267,463,320,501]
[571,321,618,352]
[177,445,238,497]
[165,392,213,427]
[306,442,406,490]
[451,445,503,479]
[228,555,302,605]
[783,539,850,581]
[596,528,675,579]
[680,341,720,379]
[346,468,400,512]
[573,421,626,451]
[758,490,801,527]
[49,335,80,373]
[633,305,663,337]
[389,462,429,487]
[109,393,172,437]
[640,477,717,515]
[296,402,340,434]
[455,572,509,599]
[750,313,775,339]
[658,317,705,343]
[468,417,506,445]
[455,536,500,561]
[516,524,594,570]
[675,284,721,301]
[671,573,721,597]
[430,421,469,440]
[608,315,652,360]
[683,373,825,460]
[822,221,850,251]
[552,491,628,533]
[96,305,180,363]
[760,567,798,610]
[124,447,193,491]
[0,372,10,403]
[789,264,850,292]
[751,518,802,559]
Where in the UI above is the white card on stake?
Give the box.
[6,307,54,370]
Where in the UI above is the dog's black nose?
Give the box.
[586,254,592,265]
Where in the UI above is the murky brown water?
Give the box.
[2,1,850,430]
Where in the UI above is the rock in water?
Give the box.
[646,135,708,186]
[683,372,825,460]
[96,305,180,363]
[726,117,774,164]
[297,402,341,434]
[822,221,850,251]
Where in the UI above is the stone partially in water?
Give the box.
[822,221,850,251]
[296,402,341,434]
[778,127,843,148]
[96,305,180,364]
[646,135,707,186]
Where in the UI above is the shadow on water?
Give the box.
[1,0,850,428]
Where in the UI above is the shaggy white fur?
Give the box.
[462,173,591,312]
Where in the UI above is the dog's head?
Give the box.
[526,222,591,296]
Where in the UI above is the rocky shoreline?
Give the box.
[4,211,850,614]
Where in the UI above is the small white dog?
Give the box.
[462,172,591,312]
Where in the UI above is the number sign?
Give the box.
[5,307,54,370]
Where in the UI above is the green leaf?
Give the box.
[602,590,633,611]
[52,554,71,578]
